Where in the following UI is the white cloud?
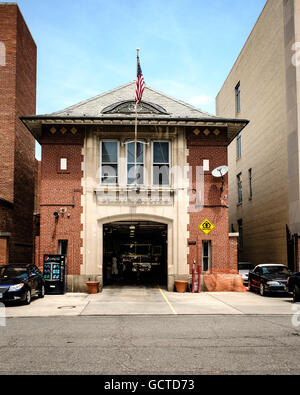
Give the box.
[189,95,214,107]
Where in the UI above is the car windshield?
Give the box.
[261,266,289,275]
[0,267,28,279]
[238,264,254,271]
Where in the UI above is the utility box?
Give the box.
[43,255,67,295]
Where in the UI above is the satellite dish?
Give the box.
[212,166,228,196]
[212,166,228,178]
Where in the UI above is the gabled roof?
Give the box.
[44,81,216,119]
[21,81,249,142]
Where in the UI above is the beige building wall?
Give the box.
[216,0,291,266]
[80,127,190,292]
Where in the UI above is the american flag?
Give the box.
[135,59,145,105]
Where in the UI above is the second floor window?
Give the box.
[127,142,145,185]
[237,173,242,204]
[152,142,170,186]
[101,141,118,184]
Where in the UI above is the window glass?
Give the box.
[202,241,211,272]
[153,142,170,186]
[102,142,118,163]
[127,142,144,185]
[237,133,242,159]
[153,142,169,163]
[101,141,118,184]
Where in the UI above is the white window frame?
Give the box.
[100,140,119,185]
[60,158,68,171]
[125,141,146,186]
[151,141,171,187]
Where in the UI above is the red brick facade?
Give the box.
[0,4,37,264]
[35,127,84,272]
[187,128,244,291]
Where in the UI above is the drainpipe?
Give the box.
[192,260,195,293]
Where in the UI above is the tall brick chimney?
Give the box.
[0,3,37,264]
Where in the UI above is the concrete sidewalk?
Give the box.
[2,286,296,318]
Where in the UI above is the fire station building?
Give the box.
[22,82,248,292]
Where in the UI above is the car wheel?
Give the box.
[293,285,300,303]
[260,283,266,297]
[24,289,31,305]
[38,285,45,299]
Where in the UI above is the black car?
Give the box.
[248,264,290,296]
[0,264,45,305]
[287,272,300,303]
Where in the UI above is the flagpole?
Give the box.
[134,48,139,189]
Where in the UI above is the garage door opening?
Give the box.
[103,221,168,287]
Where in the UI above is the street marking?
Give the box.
[157,286,177,315]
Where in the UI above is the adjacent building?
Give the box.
[216,0,300,271]
[0,4,37,265]
[22,82,248,292]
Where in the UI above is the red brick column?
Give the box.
[0,237,9,265]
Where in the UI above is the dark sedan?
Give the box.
[248,264,290,296]
[0,264,45,305]
[287,272,300,303]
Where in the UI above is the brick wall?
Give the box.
[186,129,235,271]
[38,128,84,273]
[186,128,244,291]
[0,4,37,264]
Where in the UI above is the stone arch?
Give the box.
[96,213,174,290]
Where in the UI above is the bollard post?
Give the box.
[198,262,201,293]
[192,260,195,293]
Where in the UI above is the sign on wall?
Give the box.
[199,219,215,235]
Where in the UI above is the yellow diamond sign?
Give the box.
[199,219,215,235]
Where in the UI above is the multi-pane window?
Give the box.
[235,82,241,113]
[202,241,212,272]
[127,142,145,185]
[237,132,242,159]
[152,142,170,186]
[249,168,253,200]
[237,173,243,204]
[101,141,118,184]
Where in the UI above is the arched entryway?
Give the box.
[103,220,168,287]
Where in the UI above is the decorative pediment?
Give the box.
[101,100,169,115]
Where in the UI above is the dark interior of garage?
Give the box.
[103,221,167,287]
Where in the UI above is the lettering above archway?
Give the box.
[101,100,169,115]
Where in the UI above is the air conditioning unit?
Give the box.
[60,207,67,214]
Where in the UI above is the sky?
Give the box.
[9,0,267,159]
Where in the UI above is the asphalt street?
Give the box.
[1,315,300,375]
